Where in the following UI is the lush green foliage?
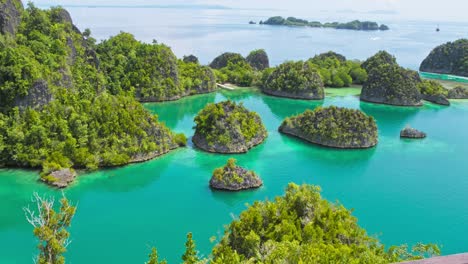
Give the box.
[261,16,389,30]
[24,193,76,264]
[361,50,397,73]
[280,106,378,148]
[178,59,216,95]
[261,61,324,98]
[1,92,179,171]
[308,51,367,87]
[24,188,440,264]
[420,39,468,77]
[193,101,265,146]
[211,183,440,263]
[361,51,422,106]
[418,80,448,96]
[210,52,254,87]
[0,3,182,177]
[182,233,200,264]
[147,248,168,264]
[96,33,183,101]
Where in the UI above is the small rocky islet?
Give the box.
[279,106,378,149]
[192,100,268,153]
[210,158,263,191]
[400,126,427,139]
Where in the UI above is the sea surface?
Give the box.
[43,4,468,70]
[1,4,468,264]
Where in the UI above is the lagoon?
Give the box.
[1,88,467,263]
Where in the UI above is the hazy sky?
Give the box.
[30,0,468,22]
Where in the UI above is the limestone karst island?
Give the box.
[0,0,467,263]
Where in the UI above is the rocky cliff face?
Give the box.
[14,80,53,110]
[420,39,468,77]
[0,0,23,35]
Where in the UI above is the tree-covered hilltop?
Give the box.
[209,51,271,87]
[308,51,368,87]
[193,100,267,153]
[0,2,185,184]
[420,39,468,77]
[279,106,378,149]
[260,16,389,31]
[96,33,217,102]
[211,183,439,263]
[246,49,270,70]
[261,61,325,99]
[210,158,263,191]
[360,51,422,106]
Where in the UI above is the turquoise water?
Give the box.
[1,88,467,263]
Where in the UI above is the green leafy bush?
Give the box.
[211,183,440,263]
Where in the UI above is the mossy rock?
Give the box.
[279,106,378,149]
[210,158,263,191]
[193,100,267,153]
[262,61,324,100]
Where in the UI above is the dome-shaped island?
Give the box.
[279,106,378,149]
[210,158,263,191]
[193,101,267,153]
[360,51,422,106]
[261,61,324,100]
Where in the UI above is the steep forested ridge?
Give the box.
[0,2,185,183]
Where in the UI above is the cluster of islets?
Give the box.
[0,0,466,189]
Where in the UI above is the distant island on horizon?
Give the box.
[252,16,389,31]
